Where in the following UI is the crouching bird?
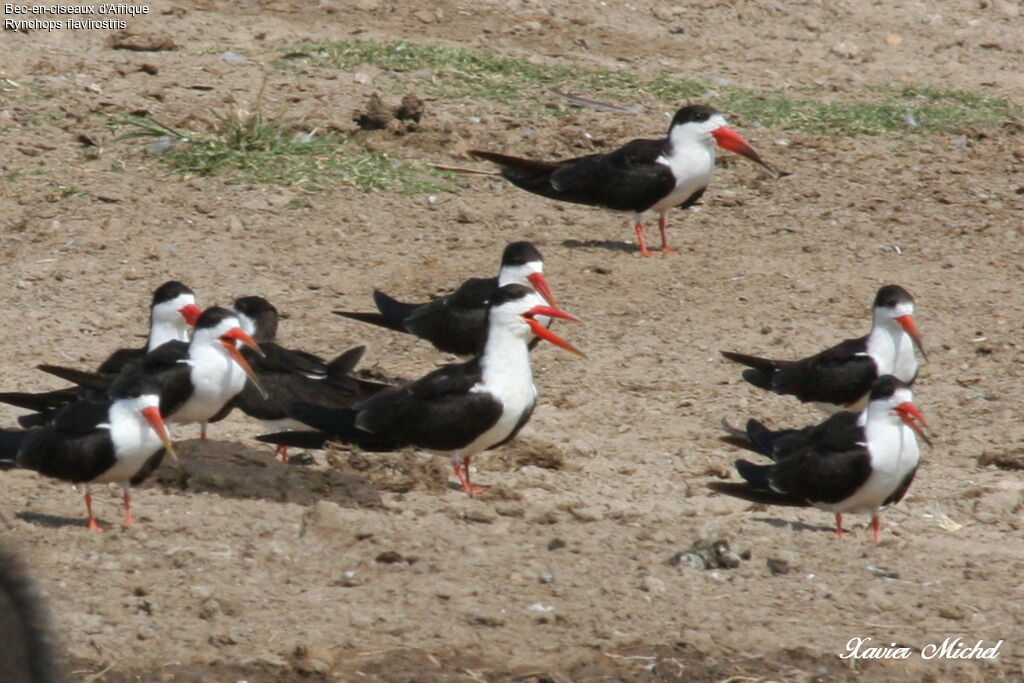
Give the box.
[0,373,176,531]
[710,376,931,542]
[259,284,584,495]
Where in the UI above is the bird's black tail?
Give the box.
[333,290,420,334]
[706,480,808,507]
[0,429,27,469]
[326,346,366,380]
[36,365,111,391]
[719,351,789,391]
[468,150,564,197]
[255,430,330,450]
[0,389,78,413]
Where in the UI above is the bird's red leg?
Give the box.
[658,215,678,254]
[634,222,654,258]
[84,491,102,532]
[122,489,135,526]
[870,516,882,543]
[200,422,208,440]
[453,456,487,496]
[275,444,290,464]
[834,513,847,539]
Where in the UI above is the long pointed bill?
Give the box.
[523,305,586,358]
[711,126,777,176]
[895,314,927,361]
[142,406,178,465]
[895,401,932,447]
[179,304,203,327]
[526,272,557,307]
[220,328,269,400]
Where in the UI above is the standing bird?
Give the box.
[230,296,389,462]
[0,373,176,531]
[710,376,930,542]
[37,307,267,440]
[335,241,557,356]
[259,285,584,495]
[721,285,925,412]
[469,105,775,257]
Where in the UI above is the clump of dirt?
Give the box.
[144,440,382,508]
[354,93,426,133]
[978,448,1024,470]
[325,447,449,493]
[488,435,568,471]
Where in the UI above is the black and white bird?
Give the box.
[0,372,176,531]
[97,280,202,374]
[259,284,584,495]
[335,241,557,356]
[230,296,389,462]
[721,285,924,412]
[469,105,774,257]
[0,281,201,423]
[710,376,929,542]
[38,307,266,440]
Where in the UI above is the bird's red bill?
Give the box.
[895,401,931,446]
[524,305,585,358]
[179,304,203,326]
[895,314,927,360]
[711,126,770,170]
[527,272,557,307]
[220,327,270,399]
[142,405,178,463]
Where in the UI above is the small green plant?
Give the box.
[112,106,450,194]
[280,40,1020,135]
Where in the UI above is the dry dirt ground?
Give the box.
[2,1,1024,681]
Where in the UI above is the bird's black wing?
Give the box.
[352,360,501,451]
[96,346,145,375]
[402,277,496,355]
[763,443,872,506]
[17,400,116,482]
[545,139,676,212]
[770,336,876,405]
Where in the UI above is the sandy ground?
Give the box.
[1,1,1023,681]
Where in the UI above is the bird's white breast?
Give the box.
[171,346,247,424]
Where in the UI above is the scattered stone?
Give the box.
[334,570,362,587]
[537,571,555,584]
[830,41,862,60]
[137,624,157,640]
[547,538,566,551]
[468,612,506,627]
[198,598,222,620]
[885,33,904,46]
[375,550,409,564]
[640,576,666,593]
[938,604,967,621]
[867,565,899,579]
[109,31,177,52]
[668,539,746,570]
[766,558,791,575]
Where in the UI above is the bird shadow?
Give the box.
[15,511,91,530]
[560,238,638,254]
[751,516,837,535]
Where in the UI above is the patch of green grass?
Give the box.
[281,40,1020,135]
[112,109,452,194]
